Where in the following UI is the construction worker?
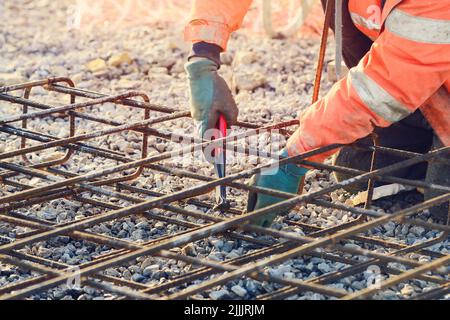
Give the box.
[184,0,450,226]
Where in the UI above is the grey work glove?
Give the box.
[185,57,238,139]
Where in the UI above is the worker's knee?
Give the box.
[425,136,450,222]
[332,146,373,193]
[332,145,428,193]
[333,136,448,222]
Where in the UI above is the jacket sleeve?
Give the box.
[287,0,450,163]
[184,0,253,50]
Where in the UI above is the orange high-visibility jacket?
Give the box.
[185,0,450,163]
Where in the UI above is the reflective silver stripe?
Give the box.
[349,66,411,122]
[386,9,450,44]
[350,12,381,31]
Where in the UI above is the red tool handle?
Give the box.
[218,114,227,138]
[213,114,229,211]
[215,114,227,155]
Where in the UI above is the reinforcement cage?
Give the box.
[0,77,448,300]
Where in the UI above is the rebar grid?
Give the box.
[0,78,449,300]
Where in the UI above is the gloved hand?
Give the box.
[246,149,308,227]
[185,57,238,139]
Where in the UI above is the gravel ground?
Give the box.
[0,0,448,300]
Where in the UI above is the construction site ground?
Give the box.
[0,1,448,301]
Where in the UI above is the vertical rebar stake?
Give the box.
[365,133,379,210]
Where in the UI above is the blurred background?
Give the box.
[0,0,331,125]
[67,0,324,35]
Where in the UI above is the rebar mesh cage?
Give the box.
[0,78,449,300]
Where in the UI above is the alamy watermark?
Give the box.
[367,4,382,27]
[65,266,81,290]
[365,265,383,290]
[170,127,285,176]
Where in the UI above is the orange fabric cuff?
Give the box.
[286,129,340,166]
[184,19,231,51]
